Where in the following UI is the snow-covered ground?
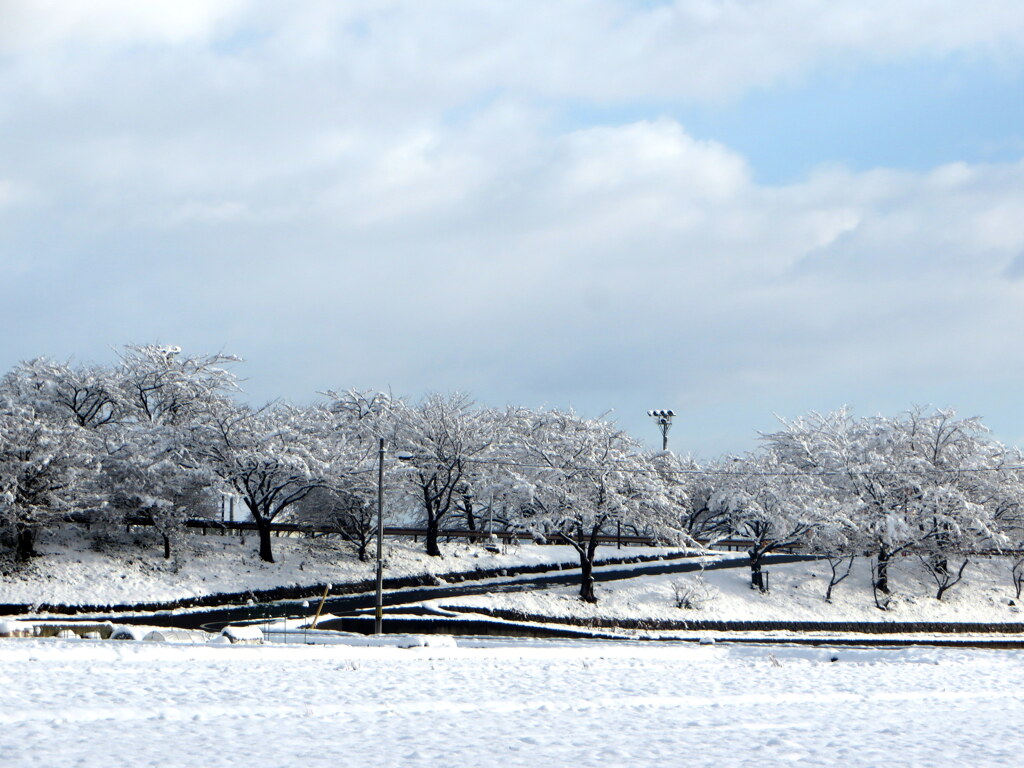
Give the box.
[4,528,1022,631]
[1,637,1022,767]
[0,527,686,608]
[441,556,1024,625]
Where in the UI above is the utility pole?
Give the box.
[647,409,675,451]
[375,438,385,635]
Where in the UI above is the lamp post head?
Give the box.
[647,408,676,451]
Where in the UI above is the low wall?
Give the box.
[450,606,1024,635]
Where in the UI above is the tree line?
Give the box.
[1,345,1022,605]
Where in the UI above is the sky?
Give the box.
[1,0,1024,458]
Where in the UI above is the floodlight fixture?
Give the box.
[647,408,676,451]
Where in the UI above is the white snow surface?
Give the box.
[219,624,264,642]
[3,528,1021,628]
[0,527,679,608]
[442,555,1024,625]
[1,637,1022,767]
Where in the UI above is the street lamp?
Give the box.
[647,409,675,451]
[375,445,414,635]
[375,438,386,635]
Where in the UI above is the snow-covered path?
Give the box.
[1,639,1022,767]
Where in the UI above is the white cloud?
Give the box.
[560,120,749,201]
[0,0,245,52]
[0,178,23,207]
[2,2,1024,453]
[167,200,249,226]
[4,2,1024,102]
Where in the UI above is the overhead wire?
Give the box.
[423,454,1024,479]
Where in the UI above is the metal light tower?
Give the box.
[647,409,675,451]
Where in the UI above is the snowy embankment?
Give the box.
[1,637,1023,767]
[0,527,690,609]
[4,528,1022,630]
[438,555,1024,627]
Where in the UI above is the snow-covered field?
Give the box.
[0,527,684,608]
[444,555,1024,625]
[1,637,1022,767]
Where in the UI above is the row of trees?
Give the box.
[2,345,1023,604]
[0,346,682,602]
[697,409,1024,605]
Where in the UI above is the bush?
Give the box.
[672,575,715,610]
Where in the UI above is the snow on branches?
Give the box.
[2,343,1023,610]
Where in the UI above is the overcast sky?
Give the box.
[2,0,1024,457]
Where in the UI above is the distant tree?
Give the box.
[984,449,1024,599]
[896,408,1006,599]
[444,406,534,539]
[708,449,822,592]
[764,410,914,600]
[97,345,240,558]
[189,402,349,563]
[102,426,219,560]
[652,453,721,543]
[312,390,403,560]
[393,393,494,557]
[15,358,121,429]
[508,409,680,602]
[803,513,859,602]
[766,407,1009,603]
[116,344,238,427]
[293,486,377,561]
[0,365,99,559]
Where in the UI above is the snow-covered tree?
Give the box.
[708,449,823,591]
[294,390,400,561]
[116,344,238,427]
[802,510,859,602]
[893,408,1008,599]
[101,424,219,560]
[508,409,680,602]
[0,365,100,559]
[189,402,352,563]
[659,455,728,544]
[765,410,908,599]
[393,393,495,557]
[766,407,1010,601]
[980,448,1024,598]
[15,358,121,430]
[95,345,240,557]
[292,486,378,561]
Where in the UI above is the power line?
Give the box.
[450,454,1024,479]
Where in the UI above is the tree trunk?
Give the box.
[464,496,476,533]
[162,533,171,560]
[934,521,950,577]
[576,524,603,603]
[749,548,765,591]
[934,559,968,600]
[425,515,442,557]
[15,525,36,562]
[255,517,275,563]
[875,547,890,594]
[579,555,597,603]
[825,556,854,602]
